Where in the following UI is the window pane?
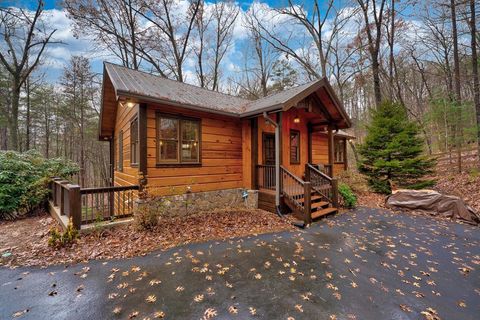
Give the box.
[131,119,138,142]
[181,120,199,141]
[181,141,199,162]
[159,118,178,139]
[159,140,178,161]
[290,131,299,163]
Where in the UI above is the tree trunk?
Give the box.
[450,0,462,173]
[470,0,480,166]
[25,78,31,151]
[372,56,382,107]
[9,83,20,151]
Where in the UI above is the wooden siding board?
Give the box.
[143,103,244,196]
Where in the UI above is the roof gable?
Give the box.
[100,62,352,139]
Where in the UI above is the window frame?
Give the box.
[130,117,139,166]
[155,112,202,167]
[289,129,301,165]
[334,138,346,164]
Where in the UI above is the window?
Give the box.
[118,130,124,171]
[290,130,300,164]
[130,118,139,165]
[157,114,200,164]
[334,139,346,163]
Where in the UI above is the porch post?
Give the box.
[251,117,258,189]
[328,125,335,177]
[109,137,114,186]
[138,103,148,190]
[307,123,312,164]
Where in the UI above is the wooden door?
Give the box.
[263,133,275,165]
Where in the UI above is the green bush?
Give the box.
[338,183,357,208]
[0,150,79,220]
[48,218,78,247]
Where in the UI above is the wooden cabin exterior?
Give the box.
[100,63,353,224]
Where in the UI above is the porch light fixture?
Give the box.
[293,116,300,124]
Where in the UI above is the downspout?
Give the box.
[263,112,281,216]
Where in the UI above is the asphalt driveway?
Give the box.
[1,207,479,320]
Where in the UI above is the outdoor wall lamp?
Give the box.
[293,116,300,123]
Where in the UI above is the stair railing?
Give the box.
[280,166,311,224]
[306,164,339,208]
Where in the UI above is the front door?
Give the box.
[262,133,276,189]
[263,133,275,165]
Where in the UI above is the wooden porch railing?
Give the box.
[280,166,312,224]
[256,164,276,190]
[305,164,338,207]
[49,178,139,229]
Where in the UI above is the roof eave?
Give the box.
[116,90,242,118]
[239,104,284,118]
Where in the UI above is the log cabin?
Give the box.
[100,62,354,224]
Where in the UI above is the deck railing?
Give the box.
[49,178,139,229]
[280,166,311,224]
[256,164,276,190]
[305,164,338,207]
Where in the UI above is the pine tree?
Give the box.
[358,101,435,194]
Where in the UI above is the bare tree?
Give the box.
[242,5,279,98]
[356,0,387,107]
[210,1,239,91]
[138,0,201,82]
[469,0,480,164]
[0,1,57,150]
[64,0,147,70]
[253,0,351,80]
[192,1,212,88]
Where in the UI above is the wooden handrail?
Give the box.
[307,163,332,181]
[48,177,140,229]
[81,185,139,194]
[280,165,305,185]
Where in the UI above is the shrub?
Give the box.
[358,101,436,194]
[0,150,79,220]
[134,196,167,230]
[48,218,78,247]
[338,183,357,208]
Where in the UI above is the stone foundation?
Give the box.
[143,188,258,217]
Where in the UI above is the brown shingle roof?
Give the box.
[103,62,350,126]
[105,62,249,116]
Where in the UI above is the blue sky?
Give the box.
[3,0,374,86]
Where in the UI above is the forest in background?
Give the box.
[0,0,479,187]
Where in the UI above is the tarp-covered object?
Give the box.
[386,189,480,225]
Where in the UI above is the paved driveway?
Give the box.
[1,207,479,320]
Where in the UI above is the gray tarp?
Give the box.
[386,189,480,225]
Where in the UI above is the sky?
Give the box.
[3,0,342,86]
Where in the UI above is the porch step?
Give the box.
[311,207,338,220]
[311,201,330,211]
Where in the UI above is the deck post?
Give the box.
[69,184,82,229]
[328,125,335,177]
[307,123,312,164]
[59,180,70,215]
[331,178,339,208]
[52,178,62,206]
[305,163,310,181]
[304,182,312,224]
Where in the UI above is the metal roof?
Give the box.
[240,80,320,115]
[103,62,351,125]
[105,62,249,116]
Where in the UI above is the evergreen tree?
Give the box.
[358,101,435,194]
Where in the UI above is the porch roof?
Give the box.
[100,62,352,139]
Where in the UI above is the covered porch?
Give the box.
[242,79,352,224]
